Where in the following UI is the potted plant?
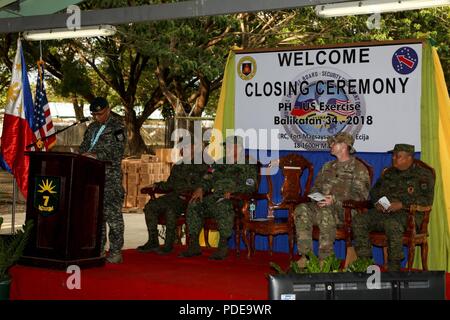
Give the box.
[269,253,381,299]
[268,253,448,300]
[270,252,374,274]
[0,217,33,300]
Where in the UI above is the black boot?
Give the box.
[387,260,402,272]
[178,236,201,258]
[137,231,159,253]
[209,238,228,260]
[157,230,175,255]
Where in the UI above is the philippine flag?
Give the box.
[0,39,35,198]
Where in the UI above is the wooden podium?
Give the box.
[21,152,107,269]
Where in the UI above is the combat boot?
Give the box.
[344,246,358,268]
[106,253,123,264]
[136,233,159,253]
[387,260,402,272]
[296,256,308,269]
[209,238,228,260]
[178,237,201,258]
[157,231,175,255]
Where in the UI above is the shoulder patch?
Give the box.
[246,178,255,186]
[114,129,125,142]
[420,179,429,190]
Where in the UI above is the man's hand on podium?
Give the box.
[82,152,97,159]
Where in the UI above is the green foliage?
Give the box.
[319,254,342,273]
[161,104,175,119]
[51,59,93,99]
[0,218,34,282]
[270,253,375,274]
[283,7,449,86]
[269,261,286,275]
[305,253,341,273]
[1,3,448,152]
[271,253,342,274]
[289,260,302,274]
[344,257,376,273]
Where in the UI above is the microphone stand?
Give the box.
[26,118,90,151]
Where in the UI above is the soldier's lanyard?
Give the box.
[88,124,107,152]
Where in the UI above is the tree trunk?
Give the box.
[190,75,210,117]
[71,95,85,121]
[124,105,147,157]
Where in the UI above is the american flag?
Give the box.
[32,61,56,151]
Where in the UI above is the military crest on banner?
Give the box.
[237,56,257,81]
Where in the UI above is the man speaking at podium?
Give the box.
[79,97,127,264]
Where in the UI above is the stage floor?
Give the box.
[9,247,450,300]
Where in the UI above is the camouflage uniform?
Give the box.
[79,112,126,257]
[181,160,258,260]
[139,163,208,253]
[353,160,434,271]
[294,156,370,258]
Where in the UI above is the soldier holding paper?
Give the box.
[294,132,370,267]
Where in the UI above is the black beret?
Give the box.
[90,97,109,113]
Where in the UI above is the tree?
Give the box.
[1,3,448,156]
[276,7,449,85]
[0,34,13,106]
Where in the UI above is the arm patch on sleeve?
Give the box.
[114,129,125,142]
[420,182,429,190]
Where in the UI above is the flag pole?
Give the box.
[39,40,42,61]
[11,178,17,233]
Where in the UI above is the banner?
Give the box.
[234,41,423,152]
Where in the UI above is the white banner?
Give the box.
[234,42,422,152]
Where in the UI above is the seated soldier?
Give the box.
[137,141,208,254]
[353,144,435,271]
[294,132,370,267]
[179,136,258,260]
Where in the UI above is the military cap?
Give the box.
[327,132,355,153]
[389,144,415,154]
[90,97,109,113]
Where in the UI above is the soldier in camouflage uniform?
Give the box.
[179,136,258,260]
[294,132,370,267]
[353,144,435,271]
[79,97,126,264]
[137,143,208,254]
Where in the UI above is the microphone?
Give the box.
[25,117,92,150]
[78,117,91,124]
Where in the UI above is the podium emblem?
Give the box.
[34,176,61,216]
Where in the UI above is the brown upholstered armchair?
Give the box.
[342,159,435,270]
[241,154,313,258]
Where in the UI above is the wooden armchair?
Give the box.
[312,157,374,256]
[140,185,190,245]
[241,154,313,258]
[342,159,435,270]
